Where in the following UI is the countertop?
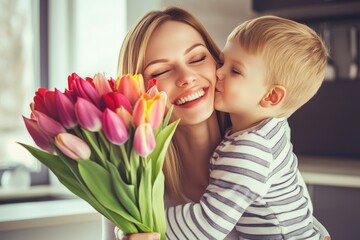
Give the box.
[298,155,360,188]
[0,186,101,231]
[0,155,359,231]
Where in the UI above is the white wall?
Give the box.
[160,0,256,48]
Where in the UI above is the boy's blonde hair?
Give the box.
[228,15,328,117]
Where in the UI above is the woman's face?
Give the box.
[143,21,217,125]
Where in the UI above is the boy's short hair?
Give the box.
[228,15,328,117]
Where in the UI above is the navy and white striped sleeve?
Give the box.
[165,134,274,240]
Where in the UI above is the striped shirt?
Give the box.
[165,118,323,240]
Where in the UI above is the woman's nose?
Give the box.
[176,70,196,87]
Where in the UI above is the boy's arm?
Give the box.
[165,141,273,240]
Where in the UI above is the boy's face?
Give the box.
[215,40,268,116]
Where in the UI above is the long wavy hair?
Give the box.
[117,6,230,204]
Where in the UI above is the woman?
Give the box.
[102,6,233,240]
[104,6,330,240]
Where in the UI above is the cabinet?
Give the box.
[308,185,360,239]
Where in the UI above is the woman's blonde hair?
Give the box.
[117,6,227,204]
[228,15,328,117]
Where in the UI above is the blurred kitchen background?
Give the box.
[0,0,359,239]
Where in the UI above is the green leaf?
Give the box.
[81,129,108,168]
[138,161,153,229]
[129,149,140,187]
[19,143,138,233]
[107,162,141,222]
[78,160,151,232]
[162,104,174,129]
[152,171,166,239]
[149,119,180,179]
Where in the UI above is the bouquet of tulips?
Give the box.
[20,73,179,239]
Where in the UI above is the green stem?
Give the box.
[120,144,131,182]
[99,130,110,151]
[82,129,108,170]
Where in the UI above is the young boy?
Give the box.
[165,16,329,239]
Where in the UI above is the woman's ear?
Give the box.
[260,85,286,108]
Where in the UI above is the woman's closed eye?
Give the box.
[189,55,206,64]
[151,69,170,78]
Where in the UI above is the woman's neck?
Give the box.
[174,111,221,202]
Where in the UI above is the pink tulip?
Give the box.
[93,73,112,95]
[102,92,132,113]
[23,116,53,152]
[35,111,66,137]
[116,74,145,106]
[116,106,133,128]
[102,108,129,145]
[71,74,101,108]
[55,89,77,129]
[133,123,156,157]
[75,97,103,132]
[55,133,91,160]
[147,85,168,110]
[132,93,165,130]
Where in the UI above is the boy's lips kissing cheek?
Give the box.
[173,87,209,108]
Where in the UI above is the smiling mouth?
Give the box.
[175,89,206,106]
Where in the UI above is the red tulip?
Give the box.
[102,109,129,145]
[133,123,155,157]
[147,78,157,90]
[35,111,66,137]
[55,89,77,129]
[55,133,91,160]
[75,97,103,132]
[102,92,132,113]
[31,88,50,116]
[116,74,145,106]
[23,116,53,152]
[44,90,59,121]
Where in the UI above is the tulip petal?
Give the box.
[133,123,155,157]
[132,98,146,127]
[147,97,165,130]
[35,111,66,137]
[116,106,133,128]
[116,74,145,106]
[44,91,59,120]
[102,109,129,145]
[93,73,112,95]
[55,132,91,160]
[75,97,103,132]
[55,89,77,129]
[23,116,53,152]
[102,92,132,113]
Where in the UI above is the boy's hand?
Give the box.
[115,227,160,240]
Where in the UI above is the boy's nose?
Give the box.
[216,68,225,81]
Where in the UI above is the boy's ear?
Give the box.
[260,85,286,108]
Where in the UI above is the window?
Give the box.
[0,0,127,186]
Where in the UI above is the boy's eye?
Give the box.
[232,68,241,75]
[190,55,206,64]
[151,70,170,78]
